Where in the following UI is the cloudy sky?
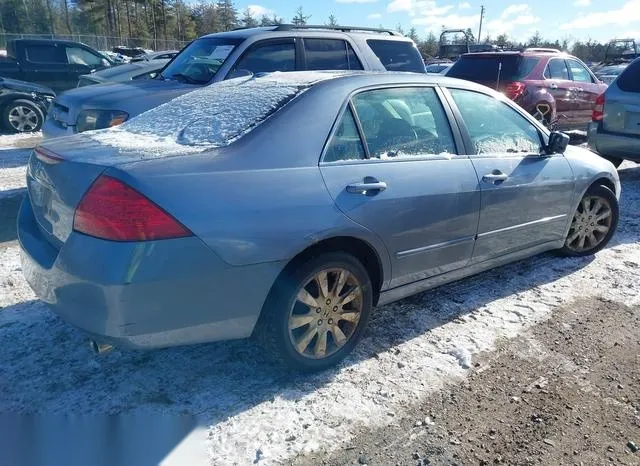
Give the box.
[238,0,640,43]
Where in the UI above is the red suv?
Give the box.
[447,49,607,130]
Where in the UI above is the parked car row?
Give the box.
[42,25,426,138]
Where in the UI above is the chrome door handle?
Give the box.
[482,172,508,184]
[550,83,558,90]
[346,180,387,194]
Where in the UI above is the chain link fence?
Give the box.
[0,33,189,52]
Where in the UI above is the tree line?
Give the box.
[0,0,620,62]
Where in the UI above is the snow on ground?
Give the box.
[0,132,40,197]
[0,164,639,465]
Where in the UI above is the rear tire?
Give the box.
[558,184,619,257]
[2,99,44,133]
[258,252,373,372]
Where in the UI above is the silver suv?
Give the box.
[43,25,425,139]
[588,56,640,167]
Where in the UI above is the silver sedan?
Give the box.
[19,72,620,371]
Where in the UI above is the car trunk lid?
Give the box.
[27,146,107,248]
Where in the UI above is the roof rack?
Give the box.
[524,48,562,54]
[273,24,401,36]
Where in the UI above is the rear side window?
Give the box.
[366,40,425,73]
[352,87,456,158]
[448,56,538,82]
[304,39,363,71]
[25,44,65,64]
[234,41,296,74]
[546,59,570,80]
[324,106,366,162]
[616,59,640,93]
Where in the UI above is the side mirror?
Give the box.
[545,131,570,155]
[226,69,253,80]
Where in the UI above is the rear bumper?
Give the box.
[18,198,284,349]
[588,121,640,161]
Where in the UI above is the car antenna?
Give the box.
[496,61,502,90]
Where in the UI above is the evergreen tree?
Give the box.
[241,7,257,28]
[291,6,310,26]
[216,0,237,31]
[407,27,419,44]
[325,14,338,27]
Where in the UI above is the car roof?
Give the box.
[460,50,570,58]
[201,24,407,40]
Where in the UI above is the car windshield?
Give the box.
[160,37,242,84]
[448,55,539,82]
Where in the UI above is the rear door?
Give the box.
[320,86,481,288]
[20,42,70,92]
[445,87,575,262]
[544,58,575,127]
[566,58,605,129]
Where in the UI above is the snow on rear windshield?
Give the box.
[89,72,345,154]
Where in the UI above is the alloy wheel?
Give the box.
[288,268,364,359]
[8,105,39,132]
[565,195,613,253]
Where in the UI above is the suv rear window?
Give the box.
[616,59,640,93]
[366,40,425,73]
[448,55,539,82]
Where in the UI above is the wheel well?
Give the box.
[593,177,616,196]
[284,237,384,305]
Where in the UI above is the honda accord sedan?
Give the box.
[19,71,620,371]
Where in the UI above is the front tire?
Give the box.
[558,184,619,257]
[259,252,373,372]
[2,99,44,133]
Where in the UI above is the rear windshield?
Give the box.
[367,40,425,73]
[160,37,242,84]
[89,72,344,153]
[448,55,539,82]
[616,59,640,93]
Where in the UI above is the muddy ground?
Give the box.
[292,298,640,466]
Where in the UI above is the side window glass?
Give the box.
[324,106,366,163]
[546,59,569,80]
[66,47,103,66]
[568,59,594,83]
[352,87,456,159]
[366,40,425,73]
[617,59,640,93]
[305,39,349,70]
[449,89,542,155]
[25,45,64,64]
[234,42,296,74]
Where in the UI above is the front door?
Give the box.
[544,58,576,128]
[320,86,481,288]
[446,87,575,262]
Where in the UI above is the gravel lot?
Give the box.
[0,130,638,465]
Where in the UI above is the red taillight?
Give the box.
[592,93,605,122]
[73,175,192,241]
[34,147,64,165]
[505,81,526,101]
